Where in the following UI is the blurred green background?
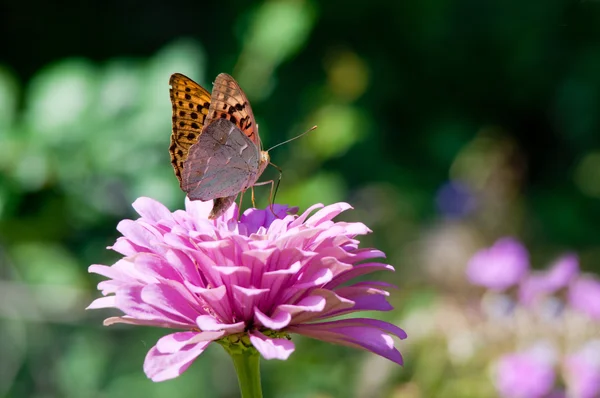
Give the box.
[1,0,600,397]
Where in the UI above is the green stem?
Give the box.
[229,348,263,398]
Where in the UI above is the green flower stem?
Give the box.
[229,348,263,398]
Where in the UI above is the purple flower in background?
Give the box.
[495,347,556,398]
[466,238,529,291]
[568,275,600,320]
[544,392,566,398]
[87,197,406,381]
[519,254,579,306]
[435,180,477,218]
[564,342,600,398]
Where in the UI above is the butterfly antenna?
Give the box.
[265,126,317,153]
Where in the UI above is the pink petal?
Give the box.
[140,283,203,323]
[495,351,556,398]
[274,228,323,250]
[103,316,188,329]
[90,259,152,285]
[213,265,252,289]
[115,285,193,327]
[87,296,116,309]
[569,276,600,320]
[164,249,204,287]
[320,257,354,277]
[288,318,406,365]
[262,260,303,286]
[156,331,223,353]
[304,202,352,227]
[333,283,394,314]
[254,307,292,330]
[295,266,333,288]
[546,253,579,288]
[184,197,213,221]
[186,284,233,323]
[144,338,211,382]
[132,197,173,224]
[133,253,180,282]
[325,263,394,289]
[282,289,354,324]
[467,237,529,291]
[289,203,325,228]
[249,330,295,360]
[231,285,270,321]
[350,248,387,261]
[116,219,163,250]
[110,237,145,256]
[241,249,275,277]
[156,331,200,353]
[196,315,246,334]
[317,222,371,239]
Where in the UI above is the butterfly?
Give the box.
[169,73,270,219]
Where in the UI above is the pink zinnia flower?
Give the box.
[87,197,406,381]
[519,253,579,306]
[568,275,600,320]
[495,346,556,398]
[466,237,530,291]
[564,342,600,398]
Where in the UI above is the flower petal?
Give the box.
[103,316,187,329]
[569,276,600,320]
[466,237,529,291]
[155,331,223,353]
[289,203,325,228]
[114,285,194,327]
[330,283,394,315]
[144,338,211,382]
[304,203,352,227]
[249,330,295,360]
[196,315,246,334]
[288,318,406,365]
[325,262,394,289]
[280,289,354,324]
[116,219,163,252]
[184,197,213,221]
[139,282,203,324]
[254,307,292,330]
[132,197,173,224]
[495,351,556,398]
[87,296,116,309]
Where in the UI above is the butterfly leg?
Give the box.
[254,161,283,217]
[236,190,246,221]
[268,162,283,211]
[253,179,276,215]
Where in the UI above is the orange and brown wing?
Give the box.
[169,73,212,184]
[206,73,260,148]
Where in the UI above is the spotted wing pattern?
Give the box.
[206,73,260,149]
[169,73,211,183]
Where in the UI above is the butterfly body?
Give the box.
[169,73,268,219]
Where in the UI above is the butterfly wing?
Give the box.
[169,73,212,184]
[206,73,260,149]
[182,119,261,202]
